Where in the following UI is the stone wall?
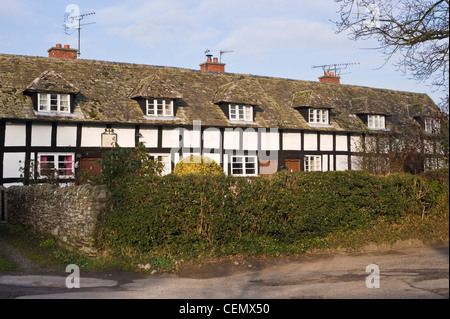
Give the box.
[5,184,111,257]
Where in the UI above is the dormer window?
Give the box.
[146,99,174,117]
[308,109,329,125]
[367,114,386,130]
[229,104,253,122]
[424,118,440,133]
[38,93,70,113]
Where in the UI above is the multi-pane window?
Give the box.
[424,118,440,133]
[232,156,257,176]
[229,104,253,122]
[308,109,329,125]
[38,153,74,178]
[367,115,386,129]
[149,153,171,176]
[38,93,70,113]
[146,99,174,117]
[304,155,321,172]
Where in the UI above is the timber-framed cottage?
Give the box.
[0,44,445,186]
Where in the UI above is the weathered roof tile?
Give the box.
[0,53,440,133]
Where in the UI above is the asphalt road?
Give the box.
[0,244,448,300]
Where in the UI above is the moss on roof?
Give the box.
[130,74,183,99]
[0,53,440,133]
[25,70,80,94]
[212,78,263,106]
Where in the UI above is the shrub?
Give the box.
[173,155,224,176]
[94,143,164,186]
[95,169,448,269]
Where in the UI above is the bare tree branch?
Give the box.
[333,0,449,92]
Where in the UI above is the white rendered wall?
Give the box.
[336,155,348,171]
[139,127,158,148]
[3,152,25,178]
[4,123,26,147]
[322,155,329,172]
[31,123,52,147]
[183,129,201,148]
[304,133,317,151]
[162,128,181,148]
[260,130,279,151]
[203,128,221,149]
[224,129,240,150]
[57,124,77,147]
[335,135,348,152]
[112,127,135,148]
[243,129,258,151]
[282,133,301,150]
[81,126,105,147]
[350,136,362,152]
[351,156,363,170]
[320,134,333,151]
[203,152,221,166]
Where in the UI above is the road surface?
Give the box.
[0,244,448,299]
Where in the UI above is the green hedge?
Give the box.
[95,170,448,262]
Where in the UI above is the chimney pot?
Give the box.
[64,44,70,49]
[213,57,218,63]
[56,44,62,48]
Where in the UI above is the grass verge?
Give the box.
[0,224,132,273]
[0,209,448,273]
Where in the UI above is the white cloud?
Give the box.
[97,0,219,47]
[216,17,350,59]
[96,0,342,51]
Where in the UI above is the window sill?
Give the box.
[34,111,75,117]
[227,120,258,125]
[368,127,390,131]
[308,123,334,128]
[144,116,180,121]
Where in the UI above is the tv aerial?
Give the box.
[312,62,360,76]
[204,49,234,62]
[63,5,96,58]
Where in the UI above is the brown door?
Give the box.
[285,159,301,172]
[77,158,102,184]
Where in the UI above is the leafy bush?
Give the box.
[173,155,224,176]
[92,143,164,186]
[95,169,448,270]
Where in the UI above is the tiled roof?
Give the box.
[0,53,439,132]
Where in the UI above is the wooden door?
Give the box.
[285,159,301,172]
[77,158,102,184]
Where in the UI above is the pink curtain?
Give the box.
[66,156,73,175]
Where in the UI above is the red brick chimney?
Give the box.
[319,71,340,84]
[48,44,78,59]
[200,55,225,73]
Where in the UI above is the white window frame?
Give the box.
[304,155,321,172]
[146,99,174,117]
[231,155,258,176]
[37,153,75,178]
[367,115,386,130]
[37,93,71,113]
[308,109,329,125]
[149,153,172,176]
[424,118,440,134]
[229,104,253,122]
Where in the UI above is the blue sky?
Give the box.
[0,0,444,104]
